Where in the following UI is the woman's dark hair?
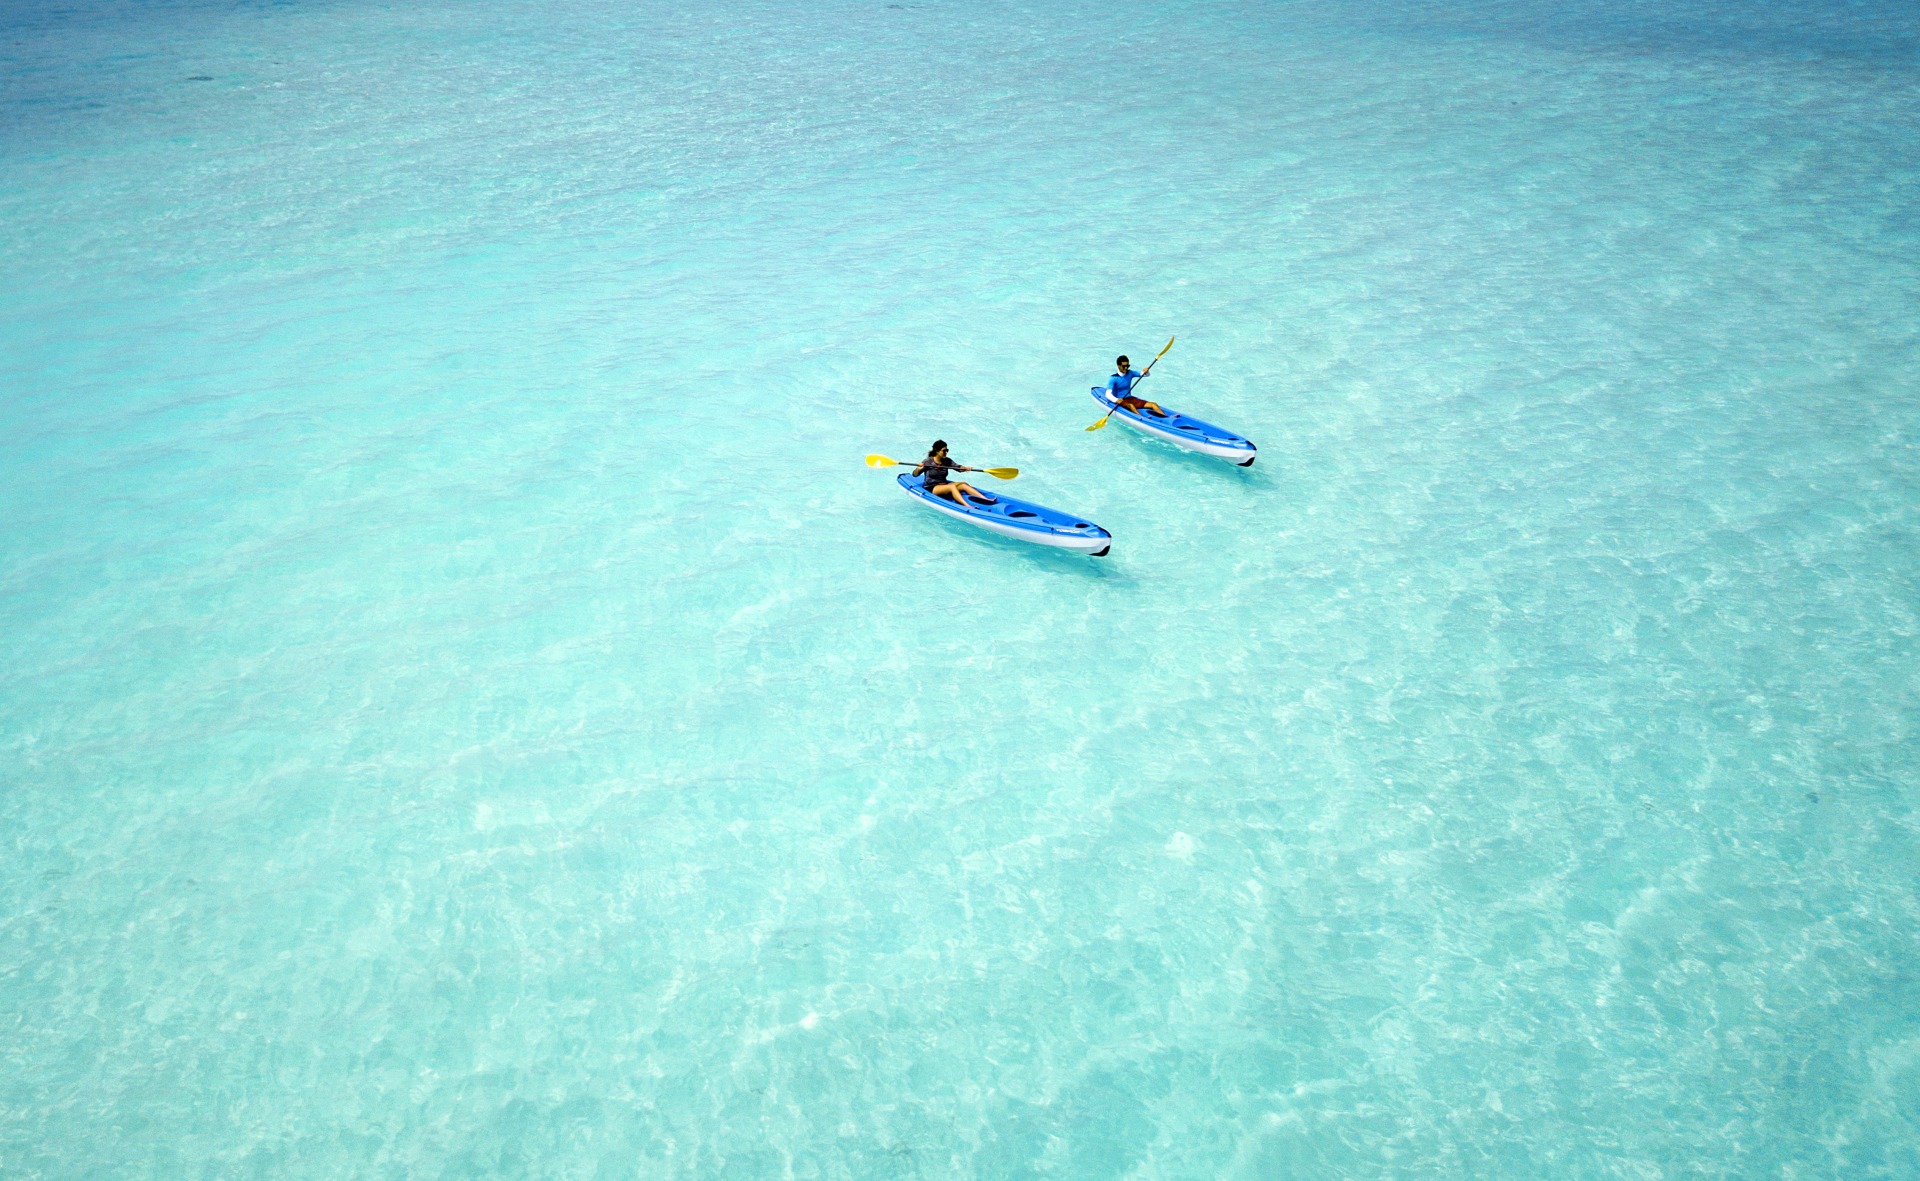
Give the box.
[1116,355,1130,366]
[928,439,948,456]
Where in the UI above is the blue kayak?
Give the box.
[1090,387,1257,465]
[897,473,1112,555]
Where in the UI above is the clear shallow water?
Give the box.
[3,0,1918,1175]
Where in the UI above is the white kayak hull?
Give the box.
[898,474,1112,555]
[1091,388,1257,465]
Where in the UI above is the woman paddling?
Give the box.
[914,440,997,508]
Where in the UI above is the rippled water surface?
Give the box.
[3,0,1918,1175]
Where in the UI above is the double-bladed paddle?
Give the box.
[865,454,1019,480]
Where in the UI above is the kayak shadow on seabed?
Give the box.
[1101,422,1275,483]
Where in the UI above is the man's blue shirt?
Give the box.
[1105,371,1145,398]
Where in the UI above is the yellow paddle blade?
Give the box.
[982,467,1019,480]
[1085,414,1112,432]
[865,454,899,468]
[1154,334,1175,361]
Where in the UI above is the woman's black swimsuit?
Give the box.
[918,458,992,504]
[918,459,957,490]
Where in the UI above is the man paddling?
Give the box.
[1105,354,1167,417]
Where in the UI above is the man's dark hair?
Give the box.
[1116,355,1130,366]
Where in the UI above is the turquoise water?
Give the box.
[4,0,1919,1174]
